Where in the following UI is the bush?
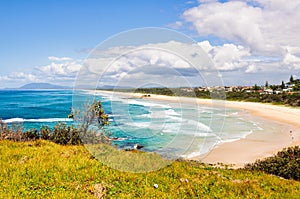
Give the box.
[245,146,300,181]
[51,123,81,145]
[0,123,24,141]
[0,122,82,145]
[24,128,39,141]
[40,125,51,140]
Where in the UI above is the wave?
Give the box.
[126,99,171,108]
[2,118,73,123]
[216,130,253,145]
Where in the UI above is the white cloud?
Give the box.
[245,64,258,73]
[182,0,300,55]
[48,56,73,62]
[186,1,196,4]
[78,41,223,88]
[36,61,81,76]
[0,72,40,84]
[173,0,300,84]
[198,40,250,71]
[166,21,183,29]
[198,0,218,3]
[282,51,300,70]
[0,57,82,88]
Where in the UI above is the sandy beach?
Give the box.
[94,90,300,168]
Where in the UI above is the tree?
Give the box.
[91,101,109,126]
[77,100,110,144]
[270,85,279,91]
[265,81,269,88]
[290,75,294,83]
[281,81,285,89]
[253,84,260,91]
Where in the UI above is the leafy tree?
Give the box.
[281,81,285,89]
[253,84,260,91]
[290,75,294,83]
[270,85,279,91]
[265,81,269,88]
[91,101,109,126]
[77,100,111,144]
[293,84,300,91]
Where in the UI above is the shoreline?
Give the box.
[91,90,300,168]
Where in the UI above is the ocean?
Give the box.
[0,89,263,159]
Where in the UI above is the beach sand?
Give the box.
[93,90,300,168]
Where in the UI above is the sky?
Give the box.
[0,0,300,88]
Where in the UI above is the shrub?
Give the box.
[24,128,39,141]
[40,125,51,140]
[0,122,24,141]
[244,146,300,181]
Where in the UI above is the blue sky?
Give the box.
[1,0,300,88]
[0,0,193,73]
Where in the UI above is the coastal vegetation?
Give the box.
[125,87,300,106]
[0,100,110,145]
[110,75,300,106]
[245,146,300,181]
[0,140,300,198]
[225,92,300,106]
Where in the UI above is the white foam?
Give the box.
[180,147,212,159]
[2,118,73,123]
[194,132,216,137]
[165,109,180,116]
[217,130,253,144]
[126,99,171,108]
[184,119,212,132]
[126,122,151,128]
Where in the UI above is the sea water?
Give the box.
[0,90,262,158]
[0,90,73,129]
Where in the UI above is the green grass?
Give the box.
[86,144,172,173]
[1,140,300,198]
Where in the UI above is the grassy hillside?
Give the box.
[1,140,300,198]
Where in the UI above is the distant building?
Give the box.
[263,89,273,94]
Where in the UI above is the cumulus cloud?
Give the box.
[77,41,223,88]
[0,72,39,82]
[172,0,300,84]
[0,56,82,87]
[198,40,251,71]
[245,64,258,73]
[182,0,300,55]
[282,51,300,70]
[37,57,81,77]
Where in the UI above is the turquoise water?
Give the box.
[0,90,73,129]
[0,90,262,158]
